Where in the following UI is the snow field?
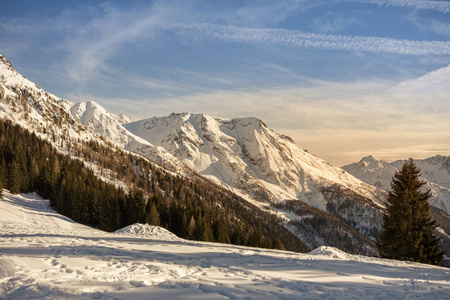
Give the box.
[1,191,450,299]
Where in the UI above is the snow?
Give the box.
[0,54,189,180]
[1,190,450,299]
[66,100,188,173]
[124,113,385,209]
[114,224,179,241]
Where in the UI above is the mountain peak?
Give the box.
[360,155,378,163]
[0,54,14,69]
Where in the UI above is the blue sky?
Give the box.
[1,0,450,166]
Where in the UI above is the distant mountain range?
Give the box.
[1,53,449,255]
[343,155,450,214]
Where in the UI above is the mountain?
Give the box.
[124,113,383,205]
[123,113,388,249]
[0,54,185,174]
[2,191,450,299]
[62,100,188,173]
[342,155,450,214]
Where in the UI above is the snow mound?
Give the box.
[114,223,180,241]
[308,246,350,259]
[0,259,17,279]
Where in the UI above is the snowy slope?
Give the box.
[64,100,188,172]
[343,155,450,214]
[1,191,450,299]
[124,113,384,208]
[0,54,187,174]
[0,54,81,142]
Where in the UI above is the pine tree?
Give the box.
[145,202,160,226]
[376,159,443,265]
[271,237,285,250]
[8,159,23,194]
[213,217,230,244]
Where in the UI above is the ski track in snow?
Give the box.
[1,191,450,299]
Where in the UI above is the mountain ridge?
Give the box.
[124,112,384,207]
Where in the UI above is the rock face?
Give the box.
[343,155,450,214]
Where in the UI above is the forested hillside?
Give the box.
[0,118,308,252]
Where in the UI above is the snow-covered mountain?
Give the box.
[124,113,382,206]
[343,155,450,214]
[2,191,450,299]
[0,54,186,174]
[124,113,387,241]
[63,100,188,172]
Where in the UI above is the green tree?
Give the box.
[8,159,23,194]
[271,237,285,250]
[145,202,161,226]
[376,159,443,265]
[127,190,146,224]
[213,217,230,244]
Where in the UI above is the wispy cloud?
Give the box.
[60,4,172,88]
[181,24,450,55]
[310,13,360,33]
[344,0,450,13]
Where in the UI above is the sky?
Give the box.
[1,0,449,166]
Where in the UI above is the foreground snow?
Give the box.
[1,191,449,299]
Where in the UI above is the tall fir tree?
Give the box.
[376,159,443,265]
[145,202,160,226]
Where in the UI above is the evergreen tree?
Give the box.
[270,237,285,250]
[145,202,160,226]
[230,225,246,245]
[376,159,443,265]
[213,218,230,244]
[8,159,23,194]
[127,190,146,224]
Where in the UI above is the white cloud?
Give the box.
[62,8,162,83]
[310,13,360,33]
[181,24,450,55]
[429,20,450,36]
[346,0,450,13]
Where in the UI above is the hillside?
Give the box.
[1,191,450,299]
